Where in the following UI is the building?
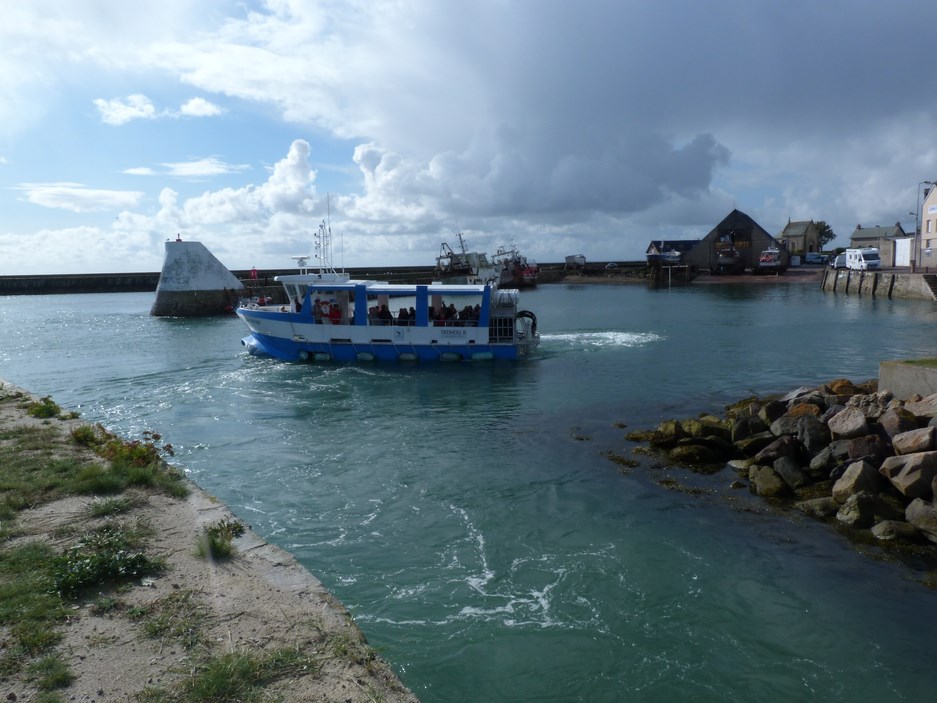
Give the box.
[848,222,908,268]
[919,184,937,270]
[776,219,821,255]
[644,239,699,263]
[682,209,787,273]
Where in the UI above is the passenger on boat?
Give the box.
[397,307,410,325]
[313,299,323,323]
[377,305,393,325]
[328,302,342,324]
[294,297,302,313]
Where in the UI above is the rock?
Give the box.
[650,420,686,447]
[892,427,936,455]
[808,445,835,477]
[820,404,846,424]
[879,451,937,500]
[735,431,777,457]
[754,435,803,464]
[758,400,788,427]
[844,391,893,420]
[729,417,751,443]
[828,407,869,439]
[871,520,921,542]
[668,443,724,466]
[794,496,838,519]
[845,433,891,464]
[727,458,754,478]
[774,456,811,490]
[748,465,791,498]
[904,393,937,422]
[781,386,815,403]
[878,406,919,438]
[832,460,881,503]
[795,415,831,455]
[836,491,877,528]
[825,378,863,396]
[906,498,937,544]
[681,417,731,442]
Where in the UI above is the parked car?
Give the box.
[829,253,846,269]
[804,252,826,265]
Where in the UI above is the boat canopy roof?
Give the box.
[277,274,517,298]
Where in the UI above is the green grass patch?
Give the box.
[129,589,207,652]
[196,518,245,561]
[88,496,135,518]
[136,648,320,703]
[29,654,75,691]
[899,357,937,367]
[51,522,162,599]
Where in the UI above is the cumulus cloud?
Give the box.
[179,97,222,117]
[17,182,144,213]
[93,94,157,125]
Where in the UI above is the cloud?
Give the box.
[17,183,144,213]
[93,94,157,125]
[161,157,250,178]
[179,97,222,117]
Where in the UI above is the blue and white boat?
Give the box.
[237,223,539,363]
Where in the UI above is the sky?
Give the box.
[3,0,937,274]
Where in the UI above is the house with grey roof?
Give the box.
[777,219,820,255]
[848,222,908,268]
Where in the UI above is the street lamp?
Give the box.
[915,180,934,270]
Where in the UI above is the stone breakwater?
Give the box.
[628,379,937,560]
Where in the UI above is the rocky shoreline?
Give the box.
[626,378,937,581]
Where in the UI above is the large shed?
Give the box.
[683,209,785,273]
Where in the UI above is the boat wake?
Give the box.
[541,331,662,349]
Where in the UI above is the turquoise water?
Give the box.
[2,281,937,701]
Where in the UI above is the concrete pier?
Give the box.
[820,268,937,301]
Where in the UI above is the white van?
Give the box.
[845,247,881,271]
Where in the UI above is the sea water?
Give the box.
[2,281,937,702]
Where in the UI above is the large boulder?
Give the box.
[892,427,936,455]
[650,420,686,447]
[905,498,937,544]
[832,460,882,503]
[836,491,878,528]
[845,433,891,464]
[748,465,791,498]
[735,431,778,457]
[904,393,937,422]
[794,496,838,519]
[754,435,804,465]
[669,443,725,467]
[879,451,937,500]
[758,400,788,427]
[878,406,919,439]
[871,520,921,542]
[827,407,869,439]
[681,417,731,442]
[773,456,811,491]
[846,391,894,420]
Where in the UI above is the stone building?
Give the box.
[848,222,908,268]
[776,219,821,255]
[682,209,786,273]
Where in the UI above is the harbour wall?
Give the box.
[0,264,570,296]
[820,269,937,301]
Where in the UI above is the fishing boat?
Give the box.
[493,244,539,287]
[237,222,539,363]
[753,247,786,275]
[713,246,745,275]
[435,233,501,285]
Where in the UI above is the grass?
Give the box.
[196,518,245,561]
[128,589,207,652]
[0,395,182,690]
[135,648,320,703]
[898,357,937,367]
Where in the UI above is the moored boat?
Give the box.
[493,244,539,287]
[754,247,786,275]
[435,233,501,285]
[237,223,539,363]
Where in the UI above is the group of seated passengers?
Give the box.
[365,302,482,326]
[430,303,480,326]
